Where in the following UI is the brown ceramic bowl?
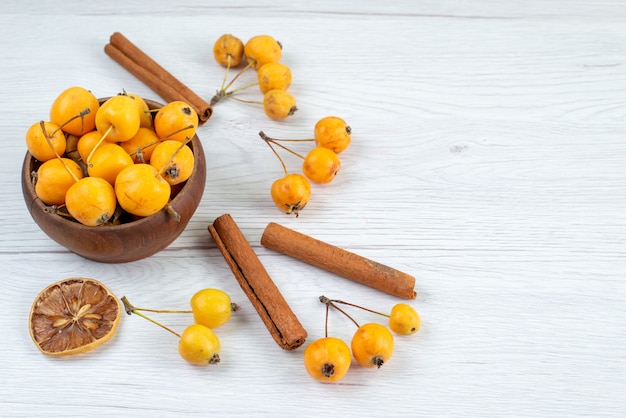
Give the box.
[21,99,206,263]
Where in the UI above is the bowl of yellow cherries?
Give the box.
[21,87,206,263]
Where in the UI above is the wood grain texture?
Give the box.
[1,1,625,417]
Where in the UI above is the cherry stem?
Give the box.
[128,124,195,160]
[225,95,263,105]
[50,108,91,137]
[212,61,254,105]
[226,81,260,96]
[166,205,181,222]
[324,297,390,319]
[259,131,305,160]
[160,124,195,142]
[39,121,80,183]
[86,124,113,165]
[319,295,360,328]
[131,307,192,314]
[324,302,330,338]
[135,148,145,163]
[123,302,240,314]
[210,91,225,106]
[121,296,181,338]
[155,133,193,178]
[223,61,253,92]
[259,131,289,176]
[52,208,73,218]
[264,138,314,143]
[219,55,232,91]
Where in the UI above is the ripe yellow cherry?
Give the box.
[263,89,297,120]
[351,323,394,369]
[115,163,171,217]
[303,337,352,383]
[25,121,66,162]
[149,140,195,186]
[77,130,104,163]
[119,127,160,163]
[213,34,245,67]
[190,288,233,329]
[154,101,198,143]
[302,147,341,184]
[244,34,282,70]
[87,143,134,185]
[35,158,84,206]
[389,303,421,335]
[95,95,141,142]
[124,92,153,129]
[178,324,221,366]
[270,173,311,217]
[314,116,352,154]
[65,177,117,226]
[257,62,292,94]
[49,86,100,136]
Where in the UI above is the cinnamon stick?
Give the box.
[261,222,417,299]
[208,214,307,350]
[104,32,212,123]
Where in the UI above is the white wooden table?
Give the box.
[1,1,625,416]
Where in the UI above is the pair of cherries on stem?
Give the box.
[122,288,238,367]
[304,296,421,383]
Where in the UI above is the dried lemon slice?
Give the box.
[29,277,121,356]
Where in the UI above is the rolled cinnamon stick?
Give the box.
[104,32,212,123]
[261,222,417,299]
[208,214,307,350]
